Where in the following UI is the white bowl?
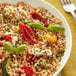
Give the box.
[0,0,72,76]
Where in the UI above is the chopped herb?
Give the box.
[60,51,65,57]
[40,21,44,25]
[14,31,18,33]
[3,14,7,23]
[49,44,52,47]
[16,18,20,22]
[16,18,25,24]
[16,22,18,26]
[63,35,65,38]
[30,36,33,39]
[56,51,65,61]
[50,57,52,62]
[37,59,45,69]
[7,24,11,28]
[16,41,19,44]
[40,47,42,49]
[7,30,10,32]
[30,32,32,34]
[14,9,16,11]
[25,29,28,32]
[37,59,42,66]
[39,50,42,52]
[37,59,44,68]
[37,63,41,67]
[45,9,48,12]
[43,51,46,53]
[16,18,20,25]
[35,17,38,19]
[39,17,41,20]
[41,65,44,69]
[43,20,45,23]
[39,59,42,63]
[51,15,54,18]
[21,19,25,24]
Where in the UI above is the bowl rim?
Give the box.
[0,0,72,75]
[40,0,72,76]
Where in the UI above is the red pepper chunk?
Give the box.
[4,35,12,43]
[30,12,49,27]
[0,35,12,47]
[19,24,38,45]
[0,43,3,47]
[0,38,3,47]
[26,54,34,63]
[19,66,33,76]
[0,56,2,59]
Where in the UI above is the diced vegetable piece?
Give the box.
[16,41,19,44]
[4,35,12,43]
[50,57,52,62]
[2,58,11,76]
[41,65,45,69]
[0,56,2,59]
[19,72,21,76]
[15,45,27,55]
[43,35,57,43]
[37,59,45,69]
[28,23,44,29]
[60,51,65,57]
[0,35,12,42]
[26,54,34,63]
[30,12,48,27]
[19,24,38,45]
[47,25,65,31]
[0,38,3,47]
[22,66,33,76]
[0,37,3,41]
[0,35,12,47]
[3,42,14,54]
[0,43,3,47]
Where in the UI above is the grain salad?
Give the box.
[0,2,65,76]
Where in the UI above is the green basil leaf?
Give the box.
[28,23,44,29]
[3,42,14,54]
[47,25,65,31]
[2,58,11,76]
[15,45,27,55]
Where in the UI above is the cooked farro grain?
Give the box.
[0,1,65,76]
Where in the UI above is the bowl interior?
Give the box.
[0,0,72,76]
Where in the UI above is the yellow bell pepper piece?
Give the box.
[43,35,57,43]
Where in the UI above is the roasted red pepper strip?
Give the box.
[26,54,34,63]
[0,56,2,59]
[0,37,3,41]
[0,38,3,47]
[0,43,3,47]
[23,66,33,76]
[19,72,22,76]
[0,35,12,47]
[30,12,49,27]
[19,24,38,45]
[19,66,33,76]
[4,35,12,43]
